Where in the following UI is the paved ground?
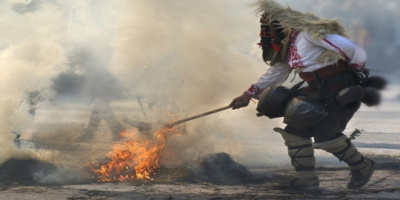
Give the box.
[1,160,400,200]
[1,96,399,200]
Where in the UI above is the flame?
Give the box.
[91,125,181,182]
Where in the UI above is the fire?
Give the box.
[91,125,181,182]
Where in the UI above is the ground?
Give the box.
[1,162,400,200]
[1,93,400,200]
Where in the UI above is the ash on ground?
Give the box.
[0,158,57,185]
[0,153,266,186]
[90,152,267,185]
[0,158,94,185]
[137,152,267,185]
[194,152,266,185]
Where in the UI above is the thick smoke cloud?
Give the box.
[0,0,67,164]
[1,0,399,179]
[108,0,265,162]
[0,0,262,171]
[111,0,261,110]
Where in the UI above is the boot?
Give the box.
[274,128,319,191]
[314,135,376,189]
[347,158,376,189]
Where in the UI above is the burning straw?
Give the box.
[91,125,182,182]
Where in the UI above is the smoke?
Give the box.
[0,0,266,182]
[110,0,261,108]
[0,0,67,164]
[108,0,265,164]
[1,0,399,184]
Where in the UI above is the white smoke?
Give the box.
[0,0,68,164]
[110,0,261,108]
[2,0,397,183]
[0,0,268,178]
[108,0,267,163]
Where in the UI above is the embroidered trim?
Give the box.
[349,62,366,72]
[287,30,303,68]
[323,39,350,61]
[323,39,366,71]
[245,85,262,98]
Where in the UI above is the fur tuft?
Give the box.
[252,0,348,65]
[253,0,347,39]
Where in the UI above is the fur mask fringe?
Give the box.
[252,0,348,65]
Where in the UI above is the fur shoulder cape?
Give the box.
[253,0,348,65]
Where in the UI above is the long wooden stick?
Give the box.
[165,105,232,128]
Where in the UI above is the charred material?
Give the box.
[196,152,257,185]
[0,159,56,185]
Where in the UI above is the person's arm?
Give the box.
[305,33,367,72]
[230,62,292,109]
[245,62,292,99]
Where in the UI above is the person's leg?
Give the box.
[312,100,375,189]
[76,109,101,142]
[273,127,319,190]
[314,135,375,189]
[103,108,125,141]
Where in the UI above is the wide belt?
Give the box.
[298,60,352,82]
[299,61,356,93]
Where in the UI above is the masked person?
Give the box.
[230,0,378,190]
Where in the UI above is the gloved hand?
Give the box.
[229,93,251,109]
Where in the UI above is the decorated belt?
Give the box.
[298,60,352,82]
